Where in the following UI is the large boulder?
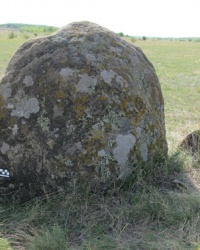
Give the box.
[0,21,168,198]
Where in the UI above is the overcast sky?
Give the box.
[0,0,199,37]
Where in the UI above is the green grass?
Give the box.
[0,238,13,250]
[0,37,23,77]
[0,28,55,77]
[0,30,200,249]
[1,176,200,249]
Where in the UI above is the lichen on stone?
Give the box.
[113,134,136,168]
[76,74,97,93]
[23,75,34,87]
[37,116,50,132]
[37,98,50,132]
[97,152,113,180]
[101,70,116,84]
[0,82,11,101]
[12,124,18,136]
[11,97,39,118]
[0,142,10,155]
[59,68,74,78]
[0,21,168,199]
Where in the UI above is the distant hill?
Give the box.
[0,23,59,33]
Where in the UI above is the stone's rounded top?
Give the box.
[56,21,113,35]
[0,21,167,200]
[4,21,154,78]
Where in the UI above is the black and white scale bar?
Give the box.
[0,168,10,177]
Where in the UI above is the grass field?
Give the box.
[0,30,200,249]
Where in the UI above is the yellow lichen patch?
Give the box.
[91,129,105,142]
[8,117,15,128]
[74,103,85,118]
[99,95,107,102]
[81,130,108,165]
[74,94,88,118]
[79,64,97,75]
[120,95,132,112]
[90,130,108,149]
[54,90,65,99]
[120,100,128,112]
[134,96,146,113]
[120,95,146,125]
[71,85,77,94]
[110,38,119,47]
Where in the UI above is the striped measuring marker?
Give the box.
[0,168,10,178]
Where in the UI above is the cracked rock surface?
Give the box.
[0,21,167,199]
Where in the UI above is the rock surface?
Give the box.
[0,21,168,198]
[179,130,200,155]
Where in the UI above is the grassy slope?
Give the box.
[0,28,55,77]
[0,30,24,77]
[0,32,200,249]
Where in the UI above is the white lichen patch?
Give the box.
[47,139,55,149]
[59,68,74,78]
[12,124,18,135]
[0,82,11,100]
[55,154,73,167]
[1,142,10,154]
[70,37,85,43]
[101,70,116,84]
[136,127,142,137]
[116,75,128,88]
[92,121,104,131]
[140,142,148,161]
[7,103,14,109]
[102,108,125,129]
[76,74,97,93]
[11,98,39,118]
[66,142,83,155]
[66,123,75,135]
[113,134,136,167]
[37,116,50,132]
[23,75,34,86]
[53,104,63,117]
[14,89,25,102]
[85,53,96,62]
[97,153,113,180]
[98,149,106,157]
